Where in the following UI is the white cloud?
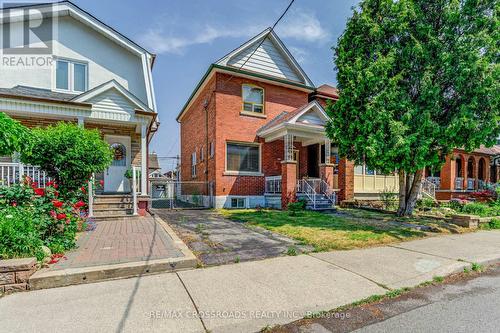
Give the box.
[140,25,262,55]
[277,10,329,42]
[288,46,309,64]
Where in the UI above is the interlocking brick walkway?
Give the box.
[49,217,183,270]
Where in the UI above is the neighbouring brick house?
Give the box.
[0,2,158,215]
[178,28,499,209]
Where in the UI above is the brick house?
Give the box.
[0,1,158,216]
[177,28,355,209]
[178,28,499,209]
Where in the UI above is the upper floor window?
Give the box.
[55,59,88,93]
[191,151,197,177]
[242,84,264,114]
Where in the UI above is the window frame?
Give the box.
[53,57,88,93]
[241,84,265,115]
[191,151,197,178]
[209,142,214,158]
[230,197,247,209]
[224,141,262,176]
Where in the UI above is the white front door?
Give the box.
[104,135,131,193]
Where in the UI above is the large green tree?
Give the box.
[22,122,113,193]
[0,112,32,156]
[327,0,499,215]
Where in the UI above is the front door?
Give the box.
[104,135,131,193]
[307,145,319,178]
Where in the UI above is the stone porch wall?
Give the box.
[0,258,37,294]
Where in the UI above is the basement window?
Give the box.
[230,198,246,209]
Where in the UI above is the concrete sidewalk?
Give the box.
[1,231,499,333]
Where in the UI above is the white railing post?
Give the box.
[18,162,24,183]
[88,175,94,218]
[132,166,138,216]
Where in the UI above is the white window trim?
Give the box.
[230,197,248,209]
[224,141,263,176]
[191,151,197,178]
[53,57,89,93]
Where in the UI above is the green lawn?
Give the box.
[221,209,429,252]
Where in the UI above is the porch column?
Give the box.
[141,124,148,195]
[338,158,354,201]
[281,134,297,209]
[319,139,335,188]
[77,117,84,127]
[440,155,455,191]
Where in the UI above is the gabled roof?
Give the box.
[257,100,328,136]
[316,84,339,99]
[0,1,154,62]
[71,80,154,113]
[215,28,314,87]
[148,154,160,170]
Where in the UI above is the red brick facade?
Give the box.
[179,70,354,207]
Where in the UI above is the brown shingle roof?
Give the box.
[148,154,160,170]
[316,84,339,98]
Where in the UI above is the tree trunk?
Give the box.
[397,169,424,216]
[397,170,406,216]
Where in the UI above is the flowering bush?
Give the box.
[469,190,495,203]
[0,176,89,259]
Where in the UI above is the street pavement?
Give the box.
[1,230,499,333]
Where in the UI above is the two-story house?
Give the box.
[177,28,358,209]
[178,28,499,209]
[0,1,158,215]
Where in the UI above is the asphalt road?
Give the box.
[271,264,500,333]
[357,266,500,333]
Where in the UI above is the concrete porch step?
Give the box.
[92,214,136,221]
[94,195,133,204]
[93,202,134,209]
[93,208,132,217]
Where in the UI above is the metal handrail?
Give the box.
[319,179,337,205]
[297,179,317,209]
[419,178,436,200]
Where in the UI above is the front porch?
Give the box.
[257,101,341,210]
[426,150,497,200]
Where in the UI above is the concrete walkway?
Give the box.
[1,231,499,333]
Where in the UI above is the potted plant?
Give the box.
[124,168,141,192]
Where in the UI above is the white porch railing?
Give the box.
[88,175,94,218]
[0,162,50,187]
[132,165,139,215]
[297,179,318,209]
[455,177,464,190]
[265,176,282,194]
[297,179,336,209]
[419,178,436,200]
[426,177,441,189]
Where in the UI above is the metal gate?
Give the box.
[150,179,213,209]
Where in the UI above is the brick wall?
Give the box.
[213,73,309,196]
[180,75,216,191]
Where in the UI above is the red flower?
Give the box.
[11,202,17,207]
[52,200,64,208]
[81,186,86,194]
[56,213,67,220]
[31,182,39,188]
[34,188,45,196]
[49,210,57,218]
[74,201,85,208]
[54,191,59,197]
[99,180,104,186]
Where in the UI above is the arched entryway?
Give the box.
[467,157,475,190]
[478,158,486,181]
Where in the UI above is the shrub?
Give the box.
[460,202,500,217]
[287,199,306,216]
[0,112,32,156]
[22,122,113,194]
[0,207,45,261]
[417,197,436,210]
[379,188,397,211]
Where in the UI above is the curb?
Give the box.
[29,216,197,290]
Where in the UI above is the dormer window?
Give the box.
[242,84,264,114]
[55,59,88,93]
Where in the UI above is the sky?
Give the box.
[70,0,360,171]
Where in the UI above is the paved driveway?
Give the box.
[152,209,311,265]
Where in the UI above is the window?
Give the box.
[55,59,87,92]
[209,142,214,158]
[191,152,197,177]
[231,198,246,208]
[110,143,126,167]
[242,84,264,114]
[200,147,204,162]
[226,143,260,173]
